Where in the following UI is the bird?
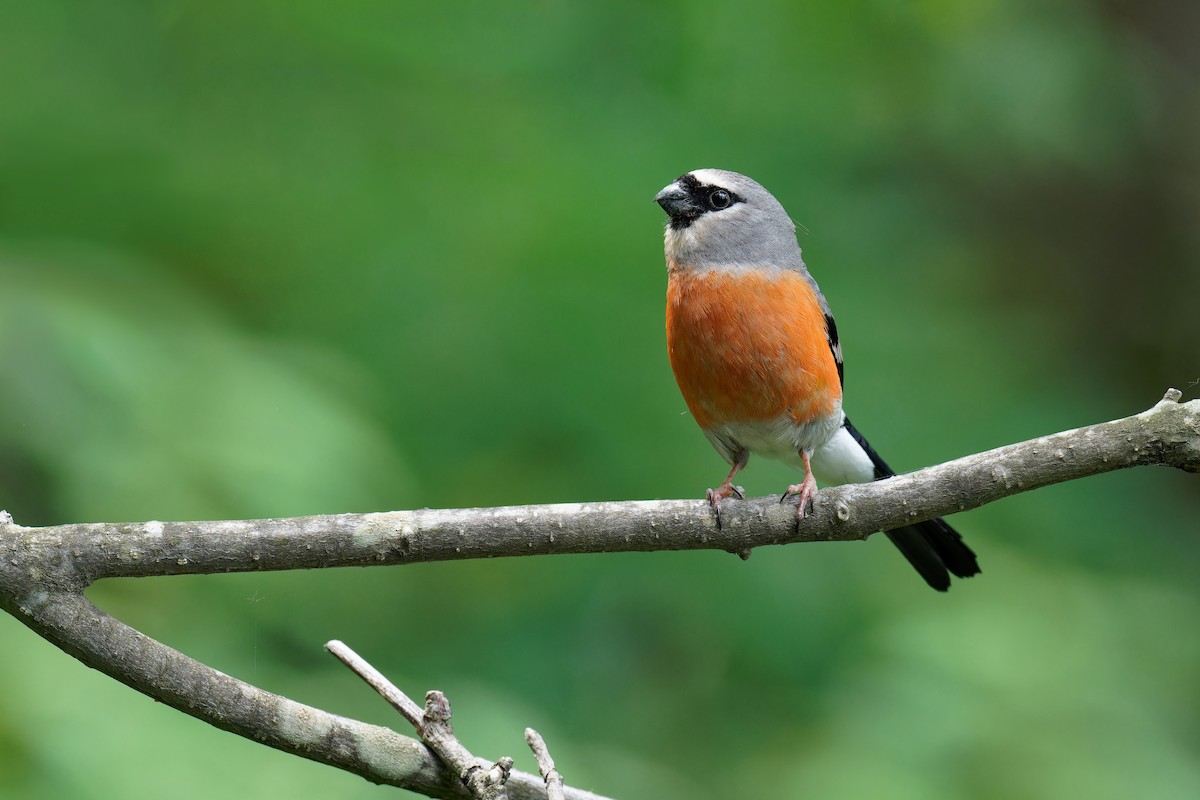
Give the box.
[655,168,980,591]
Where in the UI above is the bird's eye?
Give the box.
[708,189,732,210]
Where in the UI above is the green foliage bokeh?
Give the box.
[1,2,1197,798]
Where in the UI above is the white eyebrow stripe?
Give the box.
[689,169,738,191]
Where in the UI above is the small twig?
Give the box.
[525,728,565,800]
[325,639,424,728]
[326,640,512,800]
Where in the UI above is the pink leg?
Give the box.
[706,459,746,512]
[782,450,818,518]
[705,447,749,515]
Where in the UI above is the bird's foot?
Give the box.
[780,472,818,518]
[706,482,744,528]
[706,482,744,510]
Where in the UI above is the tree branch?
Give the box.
[4,391,1196,588]
[0,587,610,800]
[1,390,1197,797]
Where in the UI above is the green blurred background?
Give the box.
[2,1,1198,798]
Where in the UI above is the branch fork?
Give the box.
[326,640,566,800]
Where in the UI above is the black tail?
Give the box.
[843,417,980,591]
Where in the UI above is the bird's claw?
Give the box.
[706,483,744,528]
[781,475,818,519]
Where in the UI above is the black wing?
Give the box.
[824,313,843,388]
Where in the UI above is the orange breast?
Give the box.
[666,267,842,431]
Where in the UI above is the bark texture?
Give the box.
[1,391,1196,799]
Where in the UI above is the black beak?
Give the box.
[654,183,690,216]
[655,181,703,230]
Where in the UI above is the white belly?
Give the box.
[709,407,845,472]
